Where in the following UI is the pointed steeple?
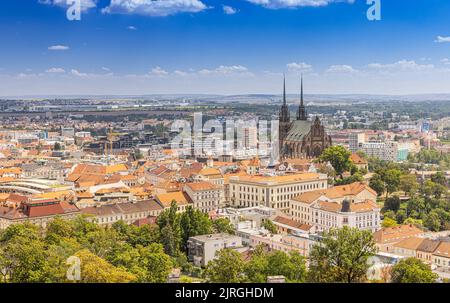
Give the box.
[297,74,307,121]
[279,74,290,123]
[300,73,304,107]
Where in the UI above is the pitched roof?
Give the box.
[155,191,189,207]
[292,191,327,204]
[81,200,163,217]
[72,163,106,175]
[350,153,368,165]
[433,242,450,258]
[285,120,312,141]
[232,172,324,185]
[33,190,73,200]
[105,164,128,174]
[272,216,312,231]
[393,237,424,250]
[292,182,377,204]
[198,167,222,177]
[373,224,424,244]
[417,238,441,253]
[185,181,219,192]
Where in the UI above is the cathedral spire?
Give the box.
[297,74,307,121]
[300,74,304,107]
[279,74,290,123]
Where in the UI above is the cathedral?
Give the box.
[279,75,332,159]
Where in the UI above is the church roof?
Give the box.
[285,120,312,141]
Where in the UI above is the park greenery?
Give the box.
[366,156,450,231]
[319,146,450,232]
[317,146,366,186]
[0,203,234,283]
[390,258,438,283]
[0,211,438,283]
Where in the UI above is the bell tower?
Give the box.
[297,74,307,121]
[279,74,291,154]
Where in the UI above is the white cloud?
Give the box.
[48,45,70,51]
[150,66,169,76]
[367,60,434,72]
[174,70,188,76]
[46,67,65,73]
[198,65,252,76]
[435,36,450,43]
[71,69,88,77]
[246,0,355,9]
[287,62,312,72]
[16,72,44,79]
[223,5,237,15]
[127,25,137,30]
[38,0,97,11]
[102,67,111,71]
[325,64,357,74]
[441,58,450,65]
[102,0,208,17]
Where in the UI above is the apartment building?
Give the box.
[0,198,80,229]
[432,242,450,270]
[187,233,243,267]
[290,182,380,232]
[228,172,328,213]
[183,181,224,213]
[81,199,163,226]
[373,224,425,253]
[249,233,313,257]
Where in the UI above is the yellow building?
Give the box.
[228,172,328,213]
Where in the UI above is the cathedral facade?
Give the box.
[279,76,332,159]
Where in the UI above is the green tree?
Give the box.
[318,146,352,178]
[369,174,385,197]
[335,172,364,186]
[244,246,269,283]
[137,243,173,283]
[406,196,427,218]
[382,217,398,228]
[75,249,137,283]
[82,228,121,259]
[424,210,441,231]
[395,209,407,224]
[262,220,278,234]
[308,227,377,283]
[45,216,76,245]
[160,225,180,257]
[431,171,447,186]
[399,174,419,196]
[384,196,401,212]
[403,217,423,228]
[0,236,48,283]
[180,206,213,251]
[204,248,245,283]
[112,220,160,247]
[157,202,182,256]
[390,258,438,283]
[212,218,235,234]
[383,169,402,198]
[0,223,41,242]
[266,251,307,283]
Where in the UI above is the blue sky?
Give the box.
[0,0,450,96]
